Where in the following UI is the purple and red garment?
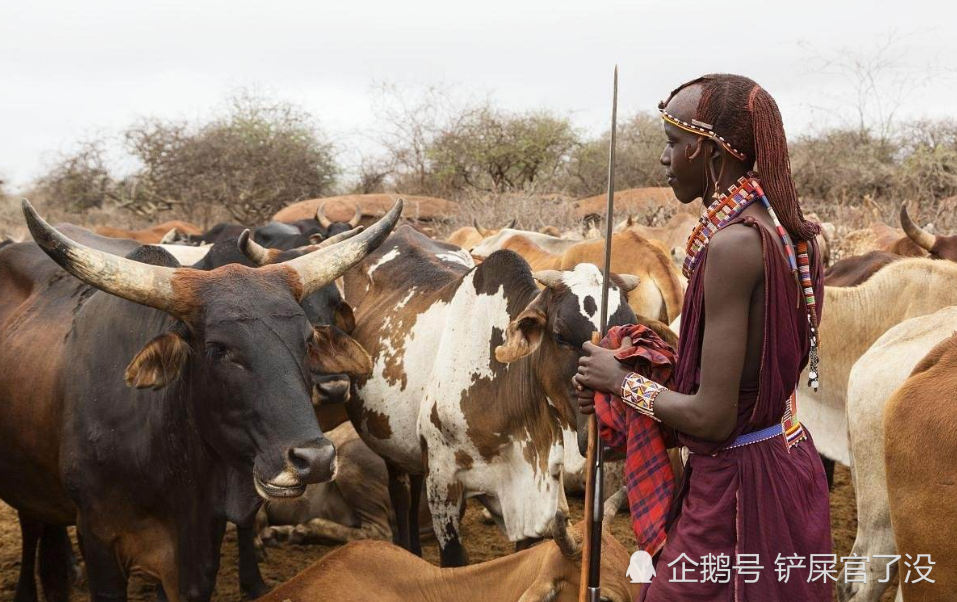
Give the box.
[593,324,678,556]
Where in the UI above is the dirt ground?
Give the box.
[0,463,896,602]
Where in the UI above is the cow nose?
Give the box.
[287,442,337,485]
[314,376,350,405]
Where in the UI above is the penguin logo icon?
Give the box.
[626,550,656,583]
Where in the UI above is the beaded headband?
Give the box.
[659,107,748,161]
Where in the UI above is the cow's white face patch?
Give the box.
[561,263,622,331]
[437,250,474,269]
[367,248,400,277]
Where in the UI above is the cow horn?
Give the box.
[159,228,179,244]
[238,230,273,265]
[316,202,333,229]
[472,218,487,236]
[551,510,581,558]
[347,201,362,228]
[21,199,183,316]
[603,486,627,524]
[285,199,403,297]
[616,273,641,293]
[506,218,517,229]
[312,226,364,250]
[532,270,564,289]
[900,203,936,252]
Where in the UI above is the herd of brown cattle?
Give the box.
[1,189,956,602]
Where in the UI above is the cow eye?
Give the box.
[205,342,230,361]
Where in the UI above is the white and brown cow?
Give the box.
[342,225,638,566]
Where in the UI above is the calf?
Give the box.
[259,490,639,602]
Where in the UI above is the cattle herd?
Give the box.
[1,190,955,602]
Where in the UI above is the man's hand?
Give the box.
[573,336,634,415]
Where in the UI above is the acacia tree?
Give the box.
[124,91,339,225]
[36,140,117,213]
[428,107,579,193]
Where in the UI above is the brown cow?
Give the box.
[823,250,900,287]
[884,333,957,601]
[94,220,203,244]
[900,202,957,260]
[259,491,640,602]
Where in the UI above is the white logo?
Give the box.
[627,551,656,583]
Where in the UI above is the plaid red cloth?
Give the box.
[594,324,678,556]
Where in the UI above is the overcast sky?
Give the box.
[2,0,955,189]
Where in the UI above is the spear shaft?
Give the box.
[579,64,618,602]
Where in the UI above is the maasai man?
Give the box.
[573,74,833,601]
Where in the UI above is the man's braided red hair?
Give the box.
[663,74,820,241]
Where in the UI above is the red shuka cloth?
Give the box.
[594,324,679,557]
[637,216,834,602]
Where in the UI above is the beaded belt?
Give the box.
[690,392,808,456]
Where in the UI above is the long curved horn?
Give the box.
[900,203,936,252]
[533,270,564,288]
[603,486,628,524]
[472,218,487,236]
[347,201,362,228]
[285,199,403,297]
[551,510,581,558]
[243,226,367,266]
[21,200,183,316]
[316,202,333,229]
[238,230,276,266]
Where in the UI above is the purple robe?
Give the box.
[638,216,833,602]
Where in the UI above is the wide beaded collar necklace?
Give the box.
[683,174,821,391]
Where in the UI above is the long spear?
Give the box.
[579,64,618,602]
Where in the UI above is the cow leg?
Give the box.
[820,454,835,490]
[408,473,424,556]
[426,472,468,567]
[386,463,413,552]
[78,523,128,602]
[38,525,74,602]
[13,513,41,602]
[288,517,380,544]
[236,525,270,600]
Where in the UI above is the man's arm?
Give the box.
[575,224,764,442]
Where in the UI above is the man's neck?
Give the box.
[700,165,752,209]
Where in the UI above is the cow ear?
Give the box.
[495,294,547,364]
[125,330,190,390]
[334,302,356,334]
[310,326,372,378]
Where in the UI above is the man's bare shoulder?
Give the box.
[706,224,764,287]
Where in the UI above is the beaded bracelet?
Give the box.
[620,372,665,422]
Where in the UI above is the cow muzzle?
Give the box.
[253,442,338,500]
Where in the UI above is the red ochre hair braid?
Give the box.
[662,74,820,242]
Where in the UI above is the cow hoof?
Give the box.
[241,581,272,601]
[290,525,310,545]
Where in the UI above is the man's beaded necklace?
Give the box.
[683,175,821,390]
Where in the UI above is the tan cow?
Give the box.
[560,230,685,325]
[798,259,957,468]
[259,491,640,602]
[445,219,517,251]
[884,333,957,602]
[94,220,203,244]
[839,307,957,602]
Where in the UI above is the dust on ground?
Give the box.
[0,464,895,602]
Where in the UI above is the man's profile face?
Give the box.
[659,86,708,204]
